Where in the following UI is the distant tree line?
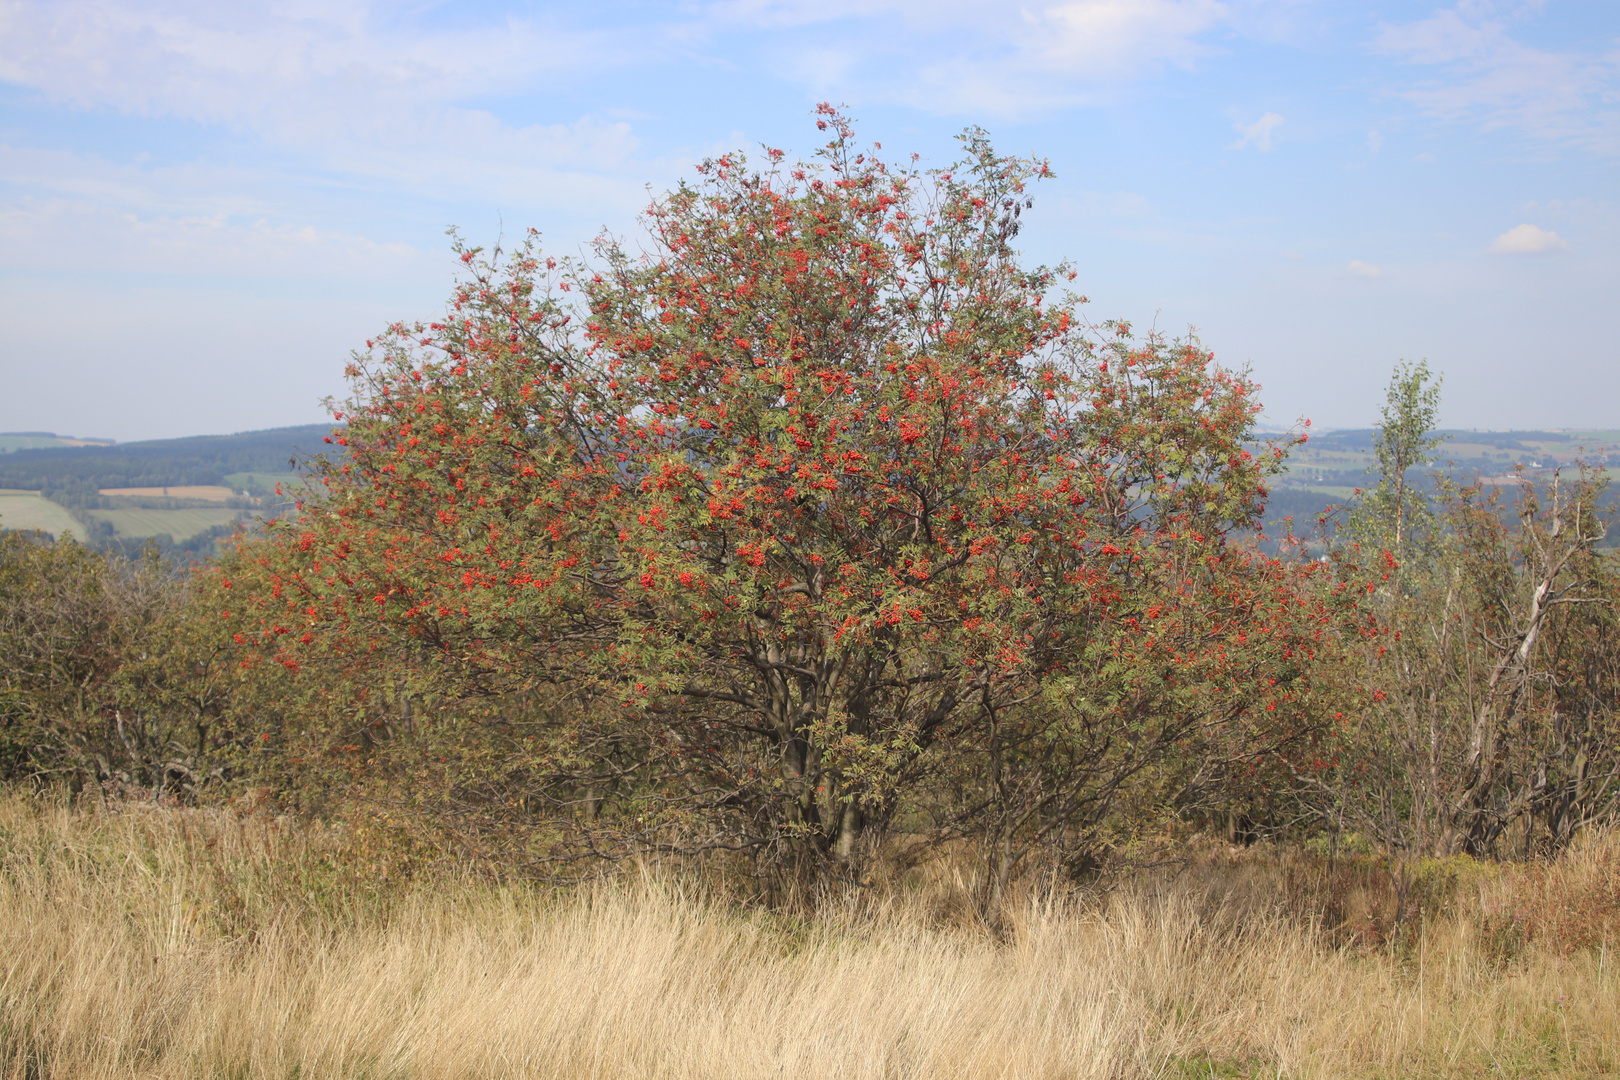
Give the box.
[0,425,333,493]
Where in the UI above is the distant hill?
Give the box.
[0,424,339,560]
[1263,427,1620,549]
[5,421,1615,558]
[0,424,335,493]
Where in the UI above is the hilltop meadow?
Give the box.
[4,115,1619,1078]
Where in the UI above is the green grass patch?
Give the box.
[223,472,301,495]
[0,434,75,452]
[0,494,82,537]
[85,507,244,541]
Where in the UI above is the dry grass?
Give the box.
[98,486,237,501]
[3,791,1617,1079]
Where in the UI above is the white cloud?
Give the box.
[0,193,432,280]
[709,0,1233,115]
[0,133,655,282]
[0,144,283,220]
[0,1,607,127]
[1028,0,1229,81]
[1367,128,1383,154]
[0,0,661,207]
[1489,223,1569,254]
[713,0,1228,61]
[1373,3,1620,155]
[0,0,1253,147]
[1230,111,1284,151]
[1347,259,1381,277]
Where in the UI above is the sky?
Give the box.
[1,0,1616,442]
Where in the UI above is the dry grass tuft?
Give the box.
[2,790,1617,1079]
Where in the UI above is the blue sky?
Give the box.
[1,0,1616,441]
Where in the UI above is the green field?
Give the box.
[86,507,245,541]
[0,434,101,453]
[222,472,302,495]
[0,492,84,537]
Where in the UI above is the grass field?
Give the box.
[3,791,1618,1079]
[0,492,84,537]
[0,435,69,452]
[86,507,244,540]
[223,471,302,494]
[0,434,112,452]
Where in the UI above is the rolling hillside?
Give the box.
[6,422,1614,555]
[1262,428,1620,542]
[0,425,334,554]
[0,424,333,493]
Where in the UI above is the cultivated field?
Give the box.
[99,485,238,501]
[4,791,1617,1080]
[85,506,243,540]
[0,490,83,537]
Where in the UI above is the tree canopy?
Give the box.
[233,109,1340,882]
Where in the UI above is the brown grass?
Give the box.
[99,486,237,501]
[2,790,1617,1079]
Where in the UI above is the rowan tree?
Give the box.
[239,108,1338,880]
